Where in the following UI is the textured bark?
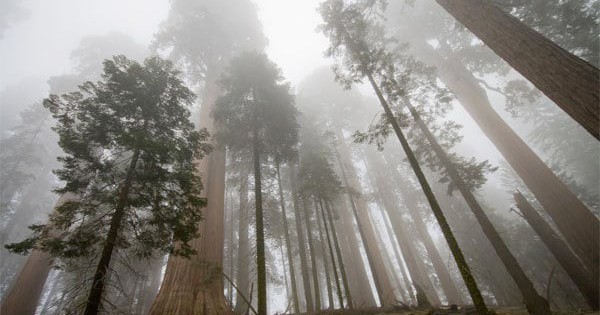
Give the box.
[235,173,250,314]
[149,75,231,315]
[276,163,300,313]
[324,200,353,309]
[436,0,599,139]
[365,72,489,313]
[319,199,344,309]
[410,37,599,288]
[290,166,314,312]
[514,192,598,309]
[335,132,396,306]
[402,98,550,315]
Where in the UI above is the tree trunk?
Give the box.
[276,163,300,314]
[252,126,267,315]
[314,198,334,309]
[303,197,322,311]
[435,0,599,139]
[84,149,141,315]
[410,37,599,287]
[235,172,251,314]
[149,72,231,315]
[290,166,314,313]
[514,192,598,309]
[401,97,550,315]
[334,130,396,306]
[365,72,489,314]
[324,200,353,309]
[319,199,344,309]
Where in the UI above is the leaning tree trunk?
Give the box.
[401,97,550,315]
[435,0,599,139]
[319,198,344,309]
[324,200,353,309]
[410,39,599,288]
[149,72,231,315]
[514,192,598,309]
[275,163,300,314]
[290,166,314,313]
[364,71,490,314]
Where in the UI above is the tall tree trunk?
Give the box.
[84,149,140,315]
[235,172,251,314]
[364,71,489,314]
[290,166,314,313]
[435,0,599,139]
[334,130,396,306]
[319,198,344,309]
[303,197,322,311]
[275,163,300,314]
[514,192,598,309]
[324,200,353,309]
[149,72,231,315]
[410,38,599,286]
[252,126,267,315]
[401,97,550,315]
[314,198,334,309]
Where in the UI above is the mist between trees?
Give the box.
[0,0,598,314]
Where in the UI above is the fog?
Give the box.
[0,0,598,314]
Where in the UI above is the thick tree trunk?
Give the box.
[290,166,314,312]
[252,127,267,315]
[275,163,300,314]
[514,192,598,309]
[303,197,322,311]
[235,173,251,314]
[149,74,231,315]
[435,0,599,139]
[365,72,489,314]
[319,199,344,309]
[401,98,550,315]
[334,130,396,306]
[410,38,599,286]
[84,149,141,315]
[324,200,353,309]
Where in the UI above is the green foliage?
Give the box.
[6,55,211,261]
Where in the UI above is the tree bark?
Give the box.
[435,0,600,139]
[324,200,353,309]
[514,192,598,309]
[410,33,599,288]
[290,166,314,313]
[319,198,344,309]
[149,73,231,315]
[252,126,267,315]
[302,197,322,311]
[235,172,251,314]
[275,163,300,314]
[364,72,489,314]
[314,198,334,309]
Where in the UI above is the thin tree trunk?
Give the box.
[334,131,396,306]
[275,163,300,314]
[410,39,599,286]
[324,200,353,309]
[303,197,322,311]
[435,0,599,139]
[252,126,267,315]
[290,166,314,313]
[319,198,344,309]
[314,198,334,309]
[235,172,251,314]
[364,71,489,314]
[401,97,550,315]
[514,192,598,309]
[149,71,231,315]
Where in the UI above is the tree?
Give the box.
[435,0,599,140]
[6,55,210,315]
[213,52,298,315]
[320,1,490,313]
